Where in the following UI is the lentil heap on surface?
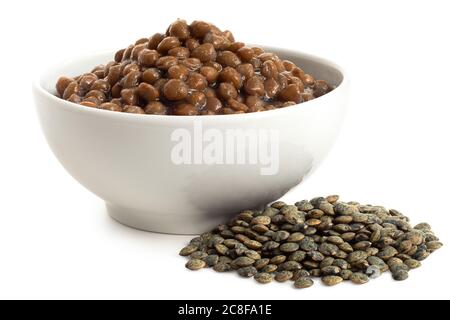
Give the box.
[180,196,442,288]
[56,20,333,115]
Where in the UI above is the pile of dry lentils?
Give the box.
[180,196,442,288]
[56,19,332,115]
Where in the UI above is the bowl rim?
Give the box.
[33,45,348,123]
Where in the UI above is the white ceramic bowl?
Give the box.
[33,47,348,234]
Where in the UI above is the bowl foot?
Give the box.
[106,203,217,235]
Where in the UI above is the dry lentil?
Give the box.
[181,196,442,289]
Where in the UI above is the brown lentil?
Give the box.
[174,103,197,116]
[163,79,189,100]
[168,19,190,40]
[168,46,190,59]
[142,68,161,84]
[99,102,122,112]
[67,94,81,104]
[79,101,97,108]
[137,83,159,101]
[138,49,159,67]
[144,101,167,115]
[123,105,145,114]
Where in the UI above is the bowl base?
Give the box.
[106,203,216,235]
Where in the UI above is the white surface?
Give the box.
[33,49,347,234]
[1,0,449,300]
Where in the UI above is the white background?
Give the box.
[1,0,449,300]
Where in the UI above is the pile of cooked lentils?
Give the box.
[55,19,333,115]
